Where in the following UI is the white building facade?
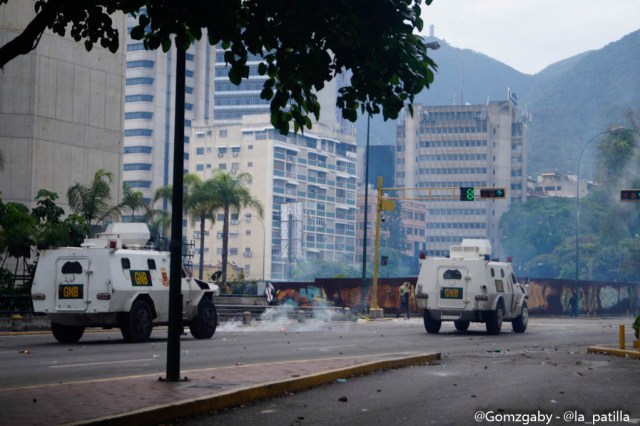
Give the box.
[396,100,528,258]
[189,115,358,281]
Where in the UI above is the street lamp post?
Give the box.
[574,127,627,316]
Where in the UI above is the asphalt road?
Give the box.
[179,317,640,426]
[1,315,638,426]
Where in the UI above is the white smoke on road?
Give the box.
[217,304,356,333]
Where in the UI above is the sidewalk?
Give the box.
[0,351,440,426]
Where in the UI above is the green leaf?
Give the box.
[161,38,172,53]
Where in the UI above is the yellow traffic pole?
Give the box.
[619,325,625,349]
[371,176,384,313]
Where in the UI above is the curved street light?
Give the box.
[574,127,629,316]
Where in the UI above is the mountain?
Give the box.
[524,30,640,177]
[356,30,640,178]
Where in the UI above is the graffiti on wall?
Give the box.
[524,278,638,315]
[273,278,639,316]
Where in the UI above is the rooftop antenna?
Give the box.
[460,68,465,105]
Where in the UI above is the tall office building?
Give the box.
[122,13,215,211]
[188,114,358,281]
[396,99,528,258]
[0,3,126,211]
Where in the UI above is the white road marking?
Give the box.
[48,358,156,368]
[296,344,357,351]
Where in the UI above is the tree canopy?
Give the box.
[0,0,437,134]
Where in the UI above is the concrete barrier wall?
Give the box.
[272,278,640,316]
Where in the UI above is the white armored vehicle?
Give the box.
[31,223,220,343]
[415,239,528,335]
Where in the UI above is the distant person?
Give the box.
[398,282,410,319]
[265,282,278,306]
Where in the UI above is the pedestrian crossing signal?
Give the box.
[459,187,475,201]
[480,188,506,198]
[620,189,640,201]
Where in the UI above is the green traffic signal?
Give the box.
[459,187,475,201]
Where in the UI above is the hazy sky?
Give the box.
[420,0,640,74]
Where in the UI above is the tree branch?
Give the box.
[0,1,58,70]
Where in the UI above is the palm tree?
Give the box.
[66,169,121,235]
[210,171,264,283]
[153,174,220,279]
[120,183,152,221]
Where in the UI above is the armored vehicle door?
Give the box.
[55,257,90,312]
[493,266,515,315]
[436,266,468,309]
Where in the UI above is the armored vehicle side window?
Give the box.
[495,279,504,292]
[61,261,83,274]
[511,273,518,284]
[490,268,495,277]
[501,269,505,277]
[121,258,131,269]
[443,269,462,280]
[147,259,156,270]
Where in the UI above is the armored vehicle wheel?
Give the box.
[121,299,153,343]
[190,297,218,339]
[454,320,470,332]
[51,323,85,343]
[423,309,441,334]
[486,300,504,335]
[512,302,528,333]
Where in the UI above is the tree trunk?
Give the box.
[221,205,230,283]
[198,217,205,280]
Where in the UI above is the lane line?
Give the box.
[48,358,157,369]
[296,344,357,351]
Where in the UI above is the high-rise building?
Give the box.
[188,114,358,281]
[396,100,528,258]
[122,13,215,212]
[0,3,126,211]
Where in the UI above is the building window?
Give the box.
[124,180,151,188]
[196,148,205,155]
[125,112,153,120]
[124,129,153,137]
[219,129,228,138]
[123,163,152,171]
[126,60,154,68]
[127,43,146,51]
[125,94,154,103]
[124,146,152,154]
[126,77,154,86]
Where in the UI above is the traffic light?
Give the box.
[620,189,640,201]
[480,188,506,199]
[459,187,475,201]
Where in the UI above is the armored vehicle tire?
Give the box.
[486,300,504,335]
[512,302,528,333]
[121,299,154,343]
[454,320,470,332]
[190,297,218,339]
[423,309,442,334]
[51,323,85,343]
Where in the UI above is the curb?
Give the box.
[71,352,441,426]
[587,346,640,359]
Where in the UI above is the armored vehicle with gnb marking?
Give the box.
[31,223,219,343]
[414,239,528,335]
